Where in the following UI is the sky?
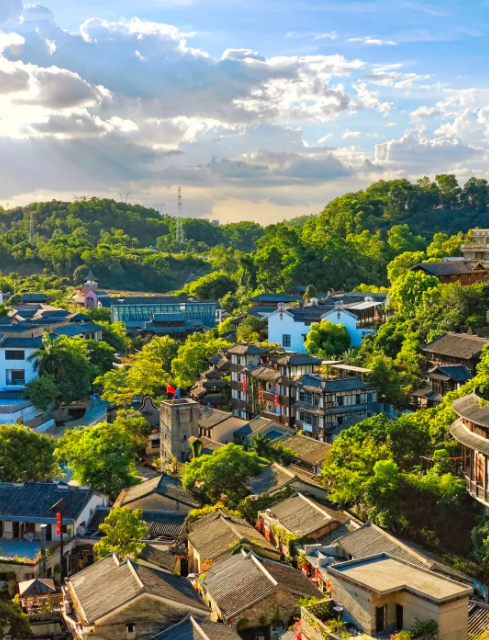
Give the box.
[0,0,489,223]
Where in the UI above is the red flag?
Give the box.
[166,384,177,395]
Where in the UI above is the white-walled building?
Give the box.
[0,336,41,392]
[268,300,378,353]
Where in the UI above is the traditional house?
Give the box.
[63,554,208,640]
[293,374,378,442]
[423,332,489,374]
[190,366,229,407]
[86,506,187,542]
[462,229,489,261]
[276,434,332,474]
[228,343,271,419]
[257,493,349,556]
[156,615,241,640]
[198,550,322,636]
[187,509,280,573]
[249,292,303,307]
[188,435,224,456]
[0,482,107,581]
[247,462,328,501]
[197,406,248,443]
[327,554,472,639]
[450,391,489,508]
[413,365,474,409]
[233,416,295,445]
[113,475,201,513]
[412,260,489,285]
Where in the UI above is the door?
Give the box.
[396,604,403,630]
[376,605,386,633]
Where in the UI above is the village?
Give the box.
[1,225,489,640]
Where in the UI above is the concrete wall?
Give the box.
[160,399,199,463]
[268,312,308,353]
[0,347,38,392]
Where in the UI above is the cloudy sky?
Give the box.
[0,0,488,223]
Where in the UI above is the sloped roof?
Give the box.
[249,293,302,303]
[20,293,47,303]
[19,578,56,596]
[234,417,293,441]
[200,550,321,619]
[250,366,282,383]
[114,475,201,509]
[423,332,489,359]
[414,261,488,276]
[51,322,103,338]
[226,342,269,355]
[86,507,187,540]
[246,462,327,495]
[294,374,372,393]
[69,555,206,625]
[139,544,178,574]
[278,434,332,466]
[262,493,348,538]
[187,509,278,560]
[451,417,489,455]
[156,616,241,640]
[275,353,322,366]
[452,393,489,428]
[188,436,224,456]
[0,482,97,522]
[428,365,473,383]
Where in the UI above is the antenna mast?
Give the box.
[176,187,185,251]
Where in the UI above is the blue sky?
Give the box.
[0,0,488,222]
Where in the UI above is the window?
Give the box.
[5,350,24,361]
[6,370,25,386]
[126,624,135,633]
[282,334,291,348]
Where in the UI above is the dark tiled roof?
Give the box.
[226,342,269,355]
[247,463,296,494]
[423,332,489,360]
[452,394,489,428]
[0,336,43,348]
[188,509,278,560]
[250,293,302,303]
[295,375,372,393]
[234,418,292,440]
[188,436,224,456]
[156,616,241,640]
[246,306,276,318]
[86,507,187,539]
[250,366,282,383]
[451,418,489,455]
[319,521,360,545]
[278,434,331,466]
[275,353,322,366]
[469,601,489,637]
[200,551,321,619]
[114,475,201,509]
[139,544,178,573]
[428,365,473,383]
[198,406,232,429]
[20,294,47,303]
[51,322,103,338]
[263,493,348,537]
[18,578,56,596]
[70,555,206,624]
[0,483,97,522]
[414,261,488,276]
[285,307,330,324]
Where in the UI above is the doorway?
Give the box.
[396,604,403,630]
[375,605,386,633]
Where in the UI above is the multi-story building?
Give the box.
[450,391,489,508]
[462,229,489,261]
[293,374,378,442]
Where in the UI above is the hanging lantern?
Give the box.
[258,383,262,403]
[274,385,279,407]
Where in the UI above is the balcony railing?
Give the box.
[465,476,489,506]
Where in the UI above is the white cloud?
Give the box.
[348,36,397,46]
[410,105,441,120]
[285,31,338,41]
[342,130,361,138]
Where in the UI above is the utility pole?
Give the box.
[176,187,185,251]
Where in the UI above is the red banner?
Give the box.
[242,375,246,394]
[274,385,279,407]
[258,383,262,403]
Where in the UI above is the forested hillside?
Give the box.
[0,175,487,293]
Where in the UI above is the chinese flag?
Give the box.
[167,384,177,395]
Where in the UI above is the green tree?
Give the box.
[304,320,350,358]
[0,425,60,482]
[94,507,148,560]
[24,373,59,411]
[55,421,140,499]
[29,334,94,404]
[0,601,32,639]
[86,340,116,376]
[185,271,237,300]
[236,316,263,342]
[426,233,463,259]
[171,331,231,389]
[435,174,461,208]
[387,251,426,284]
[390,271,439,316]
[182,443,265,503]
[303,284,318,303]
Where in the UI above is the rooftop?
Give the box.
[278,434,332,466]
[451,417,489,455]
[114,475,201,510]
[156,615,241,640]
[226,342,269,355]
[275,352,322,366]
[187,509,279,560]
[452,393,489,428]
[197,405,248,431]
[423,332,489,360]
[0,482,98,522]
[86,507,187,540]
[200,550,322,619]
[188,436,224,456]
[261,493,348,538]
[414,261,489,276]
[295,374,372,393]
[328,554,472,603]
[249,292,302,303]
[428,365,473,383]
[247,462,325,495]
[69,554,206,625]
[234,417,293,441]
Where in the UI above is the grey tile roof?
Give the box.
[335,522,432,569]
[70,555,206,624]
[278,435,331,466]
[226,342,269,355]
[247,463,296,494]
[114,475,201,509]
[200,551,321,619]
[423,332,489,360]
[139,544,178,574]
[18,578,56,596]
[156,616,241,640]
[188,436,224,456]
[295,375,372,393]
[86,507,187,540]
[0,482,97,522]
[20,294,47,303]
[250,293,302,303]
[250,366,282,383]
[275,353,322,366]
[0,336,43,348]
[428,365,473,382]
[415,260,488,276]
[51,322,103,338]
[188,509,278,561]
[234,417,292,440]
[450,417,489,455]
[452,393,489,428]
[262,493,348,538]
[319,521,361,545]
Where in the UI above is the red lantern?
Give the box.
[56,512,62,537]
[241,375,246,394]
[258,383,262,403]
[274,385,279,407]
